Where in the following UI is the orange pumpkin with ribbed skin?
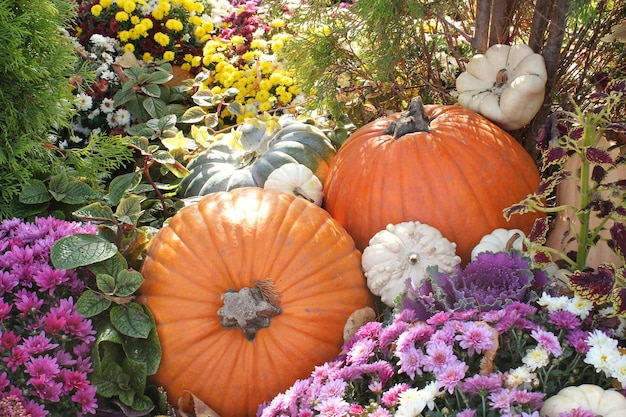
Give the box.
[139,187,373,417]
[323,97,543,263]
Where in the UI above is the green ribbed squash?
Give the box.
[180,120,336,197]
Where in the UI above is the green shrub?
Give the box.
[0,0,78,218]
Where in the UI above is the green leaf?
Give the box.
[72,202,116,223]
[110,303,152,338]
[123,356,148,395]
[227,101,244,116]
[90,252,129,278]
[190,89,214,106]
[50,234,118,269]
[140,84,161,98]
[91,362,126,398]
[143,97,167,119]
[144,70,173,85]
[126,124,156,137]
[113,86,137,107]
[96,273,117,295]
[19,179,52,204]
[116,195,144,225]
[123,326,162,375]
[116,270,144,296]
[180,106,207,124]
[76,289,112,318]
[60,181,100,205]
[48,172,69,201]
[108,172,141,206]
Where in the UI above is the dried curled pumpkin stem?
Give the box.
[383,96,432,138]
[218,278,282,341]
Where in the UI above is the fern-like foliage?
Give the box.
[266,0,472,126]
[0,0,79,219]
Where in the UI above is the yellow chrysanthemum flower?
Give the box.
[258,101,272,112]
[122,0,136,13]
[231,35,245,46]
[143,52,154,62]
[124,43,135,52]
[99,0,113,8]
[270,18,285,28]
[141,18,153,29]
[190,55,202,67]
[91,4,103,17]
[163,50,175,61]
[166,19,184,31]
[250,39,267,50]
[154,32,170,47]
[181,62,191,71]
[131,15,140,24]
[115,11,130,22]
[118,30,131,42]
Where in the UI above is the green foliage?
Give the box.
[13,134,135,220]
[50,229,165,416]
[0,0,79,218]
[265,0,472,126]
[113,60,189,123]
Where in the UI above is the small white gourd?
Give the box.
[456,44,547,130]
[264,163,324,206]
[362,221,461,306]
[470,228,526,261]
[540,384,626,417]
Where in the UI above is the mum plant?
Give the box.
[74,0,212,70]
[258,250,625,417]
[0,217,98,416]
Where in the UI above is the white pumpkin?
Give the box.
[456,44,548,130]
[471,228,526,261]
[362,221,461,306]
[263,162,324,206]
[540,384,626,417]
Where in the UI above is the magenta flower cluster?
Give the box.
[258,294,620,417]
[0,217,98,416]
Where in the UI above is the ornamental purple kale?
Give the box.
[0,217,98,417]
[402,251,550,321]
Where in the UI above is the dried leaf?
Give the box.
[343,307,377,343]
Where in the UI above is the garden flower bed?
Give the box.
[0,0,625,416]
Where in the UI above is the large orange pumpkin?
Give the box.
[139,187,373,417]
[323,97,543,263]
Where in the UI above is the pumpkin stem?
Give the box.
[505,232,522,251]
[383,96,432,138]
[218,278,282,341]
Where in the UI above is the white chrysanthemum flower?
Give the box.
[90,34,117,52]
[100,98,115,114]
[75,92,94,111]
[586,329,619,349]
[611,353,626,387]
[537,292,570,313]
[102,52,114,64]
[100,69,116,81]
[395,388,426,417]
[585,331,621,376]
[565,294,594,319]
[522,346,550,371]
[505,366,535,388]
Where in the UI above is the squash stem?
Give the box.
[218,278,282,341]
[383,97,431,138]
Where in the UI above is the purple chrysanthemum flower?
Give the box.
[403,251,549,320]
[557,408,598,417]
[456,321,497,357]
[531,329,563,357]
[0,217,97,416]
[460,373,503,396]
[548,310,581,330]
